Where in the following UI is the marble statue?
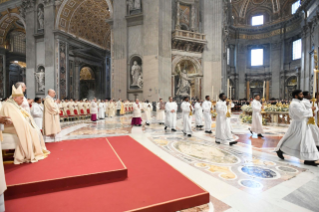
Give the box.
[131,61,142,88]
[38,7,44,30]
[127,0,134,11]
[35,68,45,92]
[176,64,191,97]
[134,0,141,9]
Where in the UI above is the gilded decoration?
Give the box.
[56,0,111,50]
[80,67,95,81]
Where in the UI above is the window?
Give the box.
[291,1,300,14]
[251,49,263,66]
[292,39,301,60]
[252,15,263,26]
[227,48,230,65]
[9,31,26,54]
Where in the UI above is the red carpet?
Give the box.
[5,136,209,212]
[4,138,127,199]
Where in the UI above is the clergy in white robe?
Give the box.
[302,91,319,148]
[13,82,31,115]
[108,100,116,118]
[0,115,12,212]
[43,90,61,137]
[31,97,44,130]
[156,98,166,124]
[143,100,153,125]
[215,93,237,145]
[275,90,319,166]
[98,100,105,119]
[105,100,109,117]
[181,97,193,137]
[202,96,212,133]
[194,101,203,128]
[165,97,177,131]
[90,98,98,121]
[250,95,264,136]
[131,99,142,126]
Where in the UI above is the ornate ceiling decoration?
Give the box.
[56,0,112,50]
[231,0,298,26]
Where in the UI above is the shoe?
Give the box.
[258,134,264,137]
[229,141,237,146]
[138,124,142,127]
[276,149,284,160]
[200,125,204,128]
[164,126,167,130]
[215,141,220,144]
[188,134,192,137]
[146,123,150,126]
[304,161,319,166]
[249,128,253,134]
[172,129,176,132]
[196,125,199,128]
[208,131,212,134]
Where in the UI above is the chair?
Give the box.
[60,110,69,122]
[73,110,80,121]
[80,109,86,120]
[2,133,19,164]
[66,110,75,121]
[87,109,91,119]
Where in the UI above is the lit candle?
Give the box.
[263,81,265,98]
[313,69,317,98]
[227,79,230,98]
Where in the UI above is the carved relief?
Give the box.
[129,56,143,89]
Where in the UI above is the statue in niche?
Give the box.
[176,64,192,97]
[127,0,134,11]
[131,61,142,88]
[134,0,141,9]
[180,7,189,24]
[35,68,45,92]
[38,7,44,30]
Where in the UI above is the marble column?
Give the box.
[246,81,250,99]
[176,0,180,30]
[74,59,80,100]
[266,81,270,100]
[0,51,6,98]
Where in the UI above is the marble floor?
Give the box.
[51,113,319,212]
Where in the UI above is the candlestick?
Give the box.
[227,79,230,98]
[211,86,214,99]
[230,86,232,100]
[313,69,317,98]
[263,81,265,98]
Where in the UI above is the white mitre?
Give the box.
[12,85,24,97]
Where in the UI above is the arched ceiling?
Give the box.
[56,0,112,50]
[231,0,298,26]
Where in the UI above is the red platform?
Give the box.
[4,138,127,199]
[5,136,209,212]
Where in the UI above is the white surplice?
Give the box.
[21,97,31,115]
[251,99,264,134]
[302,99,319,146]
[165,102,178,129]
[156,102,166,123]
[90,101,98,115]
[194,102,203,127]
[31,102,44,130]
[215,100,236,144]
[133,103,142,118]
[275,99,319,160]
[202,100,212,131]
[98,103,105,119]
[143,103,153,123]
[181,101,193,135]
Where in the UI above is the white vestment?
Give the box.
[21,97,31,115]
[181,102,193,135]
[215,100,236,144]
[98,103,105,119]
[202,100,212,130]
[165,102,178,129]
[31,102,44,130]
[143,103,153,123]
[133,103,142,118]
[251,99,264,134]
[90,102,98,115]
[194,102,203,126]
[302,99,319,146]
[156,102,166,123]
[275,99,319,160]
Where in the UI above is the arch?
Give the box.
[80,66,95,81]
[172,56,203,77]
[0,13,26,30]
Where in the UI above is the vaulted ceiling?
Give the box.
[231,0,299,26]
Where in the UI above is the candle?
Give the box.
[211,86,214,99]
[227,79,230,98]
[230,86,232,100]
[263,81,265,98]
[313,69,317,98]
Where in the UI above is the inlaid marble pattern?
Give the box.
[149,134,305,194]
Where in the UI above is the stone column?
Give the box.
[190,3,195,32]
[246,81,250,99]
[74,59,81,100]
[0,50,6,98]
[266,81,270,100]
[176,0,180,30]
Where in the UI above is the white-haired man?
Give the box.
[43,89,61,139]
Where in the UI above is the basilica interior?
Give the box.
[0,0,319,212]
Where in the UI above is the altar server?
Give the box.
[90,98,98,121]
[108,100,116,118]
[194,100,203,128]
[165,97,177,131]
[156,98,166,125]
[31,97,44,130]
[132,99,142,126]
[215,93,237,145]
[275,90,319,166]
[43,89,61,137]
[0,115,13,212]
[143,100,153,126]
[1,85,50,164]
[105,100,109,117]
[98,100,105,119]
[249,94,264,137]
[181,96,193,137]
[202,96,212,133]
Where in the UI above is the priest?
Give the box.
[249,94,264,137]
[0,115,12,212]
[202,96,212,133]
[132,99,142,126]
[275,90,319,166]
[143,100,153,126]
[108,99,116,118]
[156,98,166,125]
[43,89,61,138]
[181,96,193,137]
[105,99,109,117]
[165,97,177,132]
[1,85,50,165]
[194,99,203,128]
[90,98,98,121]
[215,93,237,145]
